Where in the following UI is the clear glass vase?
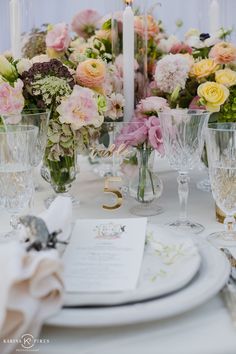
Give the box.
[129,147,163,217]
[41,150,78,207]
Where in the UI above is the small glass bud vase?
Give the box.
[41,152,77,194]
[129,147,163,217]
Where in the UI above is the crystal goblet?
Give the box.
[206,123,236,247]
[0,125,38,240]
[159,109,209,234]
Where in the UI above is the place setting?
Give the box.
[1,0,236,353]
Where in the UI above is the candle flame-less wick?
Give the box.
[124,0,133,6]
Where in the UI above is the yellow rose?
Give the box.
[197,82,229,112]
[190,59,219,79]
[215,68,236,87]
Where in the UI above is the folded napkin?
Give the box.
[0,242,64,354]
[19,196,72,243]
[0,196,72,353]
[39,196,72,242]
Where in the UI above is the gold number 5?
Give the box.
[103,177,123,210]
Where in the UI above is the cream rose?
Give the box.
[197,81,229,112]
[190,59,219,80]
[215,68,236,87]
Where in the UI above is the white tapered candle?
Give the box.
[9,0,21,58]
[123,0,134,122]
[209,0,220,34]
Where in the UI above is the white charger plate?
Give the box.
[64,225,201,306]
[46,230,230,328]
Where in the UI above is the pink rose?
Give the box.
[76,59,106,89]
[71,9,102,39]
[46,23,70,52]
[0,80,24,116]
[57,85,103,130]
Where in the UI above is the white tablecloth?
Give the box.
[2,158,236,354]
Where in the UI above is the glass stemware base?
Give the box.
[196,177,211,193]
[130,204,163,217]
[207,231,236,247]
[166,219,205,234]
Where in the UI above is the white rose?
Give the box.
[16,58,32,75]
[31,54,50,64]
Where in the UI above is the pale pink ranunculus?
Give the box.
[0,80,24,116]
[76,59,106,89]
[46,23,70,52]
[209,42,236,64]
[147,117,164,155]
[57,85,103,130]
[136,96,169,117]
[71,9,102,39]
[134,15,159,40]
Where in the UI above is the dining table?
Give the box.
[2,157,236,354]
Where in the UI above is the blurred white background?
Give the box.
[0,0,236,53]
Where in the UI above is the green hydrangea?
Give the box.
[219,85,236,122]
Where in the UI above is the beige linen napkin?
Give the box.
[0,242,64,354]
[19,196,72,243]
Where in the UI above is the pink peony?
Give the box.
[0,80,24,116]
[46,23,70,52]
[57,85,103,130]
[76,59,106,89]
[71,9,102,39]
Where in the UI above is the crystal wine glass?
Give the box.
[0,125,38,240]
[206,123,236,247]
[3,110,50,189]
[159,109,209,234]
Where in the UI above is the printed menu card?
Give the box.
[63,218,147,292]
